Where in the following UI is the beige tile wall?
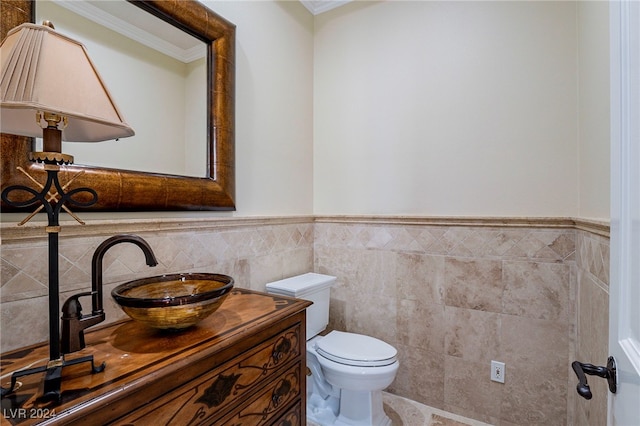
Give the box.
[0,216,609,425]
[1,217,315,352]
[314,217,609,426]
[570,229,610,426]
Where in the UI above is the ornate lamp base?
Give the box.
[1,154,102,402]
[0,355,106,402]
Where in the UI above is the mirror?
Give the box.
[1,0,235,211]
[36,0,208,177]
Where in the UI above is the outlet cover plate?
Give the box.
[491,360,505,383]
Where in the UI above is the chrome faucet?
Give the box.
[61,234,158,354]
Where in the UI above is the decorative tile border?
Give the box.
[315,215,609,237]
[1,216,316,241]
[2,215,609,242]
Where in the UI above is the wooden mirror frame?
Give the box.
[1,0,235,212]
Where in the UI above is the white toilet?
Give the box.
[266,273,399,426]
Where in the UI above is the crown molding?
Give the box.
[52,0,205,63]
[300,0,352,15]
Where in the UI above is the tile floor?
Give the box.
[308,391,493,426]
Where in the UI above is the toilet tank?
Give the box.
[265,273,336,340]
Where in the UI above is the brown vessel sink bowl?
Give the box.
[112,273,234,330]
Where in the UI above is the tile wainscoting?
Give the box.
[1,217,315,352]
[1,215,608,425]
[571,228,610,426]
[314,216,609,426]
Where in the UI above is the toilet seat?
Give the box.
[315,331,397,367]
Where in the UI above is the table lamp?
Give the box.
[0,22,134,401]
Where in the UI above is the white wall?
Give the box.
[202,0,315,216]
[577,1,610,221]
[313,1,580,217]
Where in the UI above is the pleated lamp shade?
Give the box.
[0,23,134,142]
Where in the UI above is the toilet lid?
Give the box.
[315,331,397,367]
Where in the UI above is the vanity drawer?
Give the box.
[113,323,302,425]
[216,364,301,426]
[270,400,303,426]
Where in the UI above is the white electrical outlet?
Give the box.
[491,360,505,383]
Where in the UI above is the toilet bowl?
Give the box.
[308,331,399,426]
[265,273,399,426]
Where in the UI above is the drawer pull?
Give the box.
[197,373,241,408]
[271,378,292,407]
[271,336,292,363]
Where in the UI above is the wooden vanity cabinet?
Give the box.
[0,289,310,426]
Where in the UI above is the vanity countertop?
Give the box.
[1,288,311,425]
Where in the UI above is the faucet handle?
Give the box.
[61,291,105,354]
[61,291,95,319]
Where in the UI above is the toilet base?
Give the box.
[307,389,391,426]
[307,392,339,425]
[334,389,391,426]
